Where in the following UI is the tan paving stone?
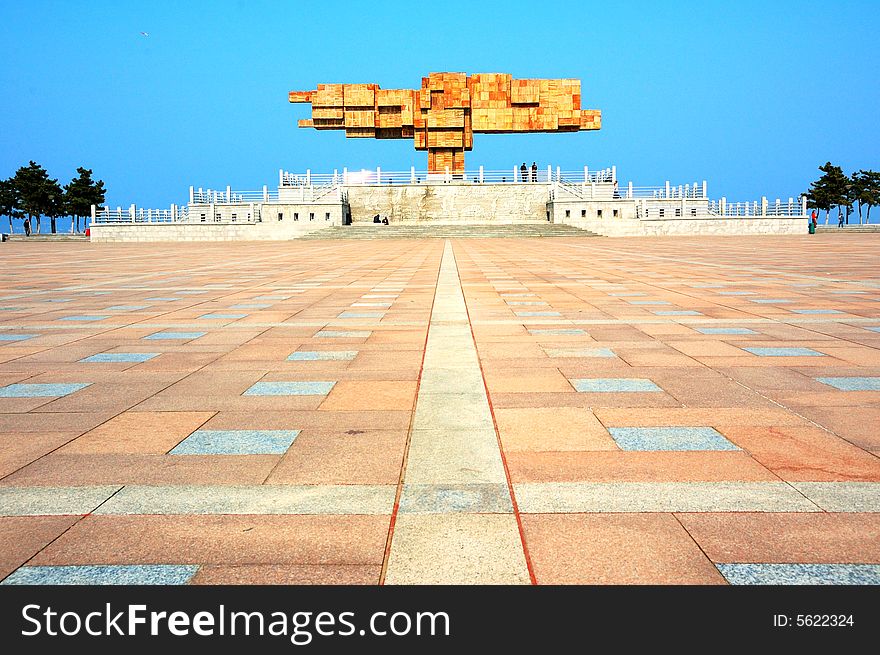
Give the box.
[319,380,418,411]
[385,514,530,585]
[494,407,616,451]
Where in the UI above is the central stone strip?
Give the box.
[385,241,530,584]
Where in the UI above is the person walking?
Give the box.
[531,162,538,182]
[520,162,528,183]
[838,208,844,228]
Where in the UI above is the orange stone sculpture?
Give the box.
[290,72,601,173]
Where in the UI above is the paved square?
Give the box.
[0,235,878,586]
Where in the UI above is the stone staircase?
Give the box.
[815,225,880,233]
[3,233,89,242]
[299,222,598,239]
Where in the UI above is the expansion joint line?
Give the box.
[452,242,538,585]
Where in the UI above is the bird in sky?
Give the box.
[140,31,149,37]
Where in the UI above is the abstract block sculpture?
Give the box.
[290,72,601,173]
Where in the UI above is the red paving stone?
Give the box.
[1,236,879,584]
[521,514,725,584]
[506,450,778,482]
[0,431,80,478]
[0,516,80,579]
[676,513,880,563]
[721,425,880,481]
[265,429,407,485]
[31,515,391,565]
[59,411,214,454]
[2,453,281,486]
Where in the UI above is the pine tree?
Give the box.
[64,167,106,233]
[851,170,880,225]
[0,178,23,234]
[11,161,62,235]
[805,162,848,224]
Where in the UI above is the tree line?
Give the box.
[805,162,880,225]
[0,161,106,235]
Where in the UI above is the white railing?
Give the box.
[190,187,279,203]
[92,204,263,225]
[279,165,618,186]
[634,197,806,220]
[191,182,341,204]
[706,197,807,217]
[553,179,709,201]
[92,205,188,224]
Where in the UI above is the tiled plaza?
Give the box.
[0,235,879,585]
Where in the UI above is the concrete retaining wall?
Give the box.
[549,196,807,236]
[344,183,550,223]
[551,200,638,222]
[91,202,344,242]
[556,214,808,237]
[91,186,809,240]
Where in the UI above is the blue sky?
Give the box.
[1,0,878,210]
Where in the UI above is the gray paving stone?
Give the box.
[792,482,880,512]
[94,484,396,515]
[399,483,513,513]
[2,564,199,586]
[815,377,880,391]
[0,486,121,516]
[717,563,880,585]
